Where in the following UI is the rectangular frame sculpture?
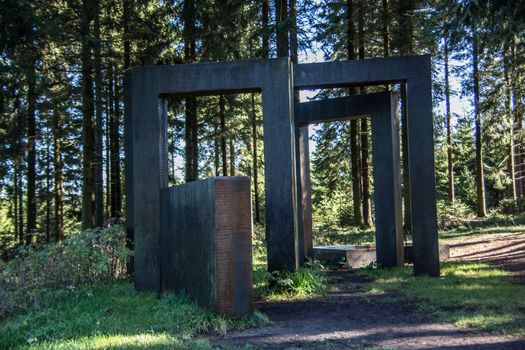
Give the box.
[125,59,300,292]
[124,55,440,295]
[293,55,440,276]
[160,177,253,317]
[295,92,403,267]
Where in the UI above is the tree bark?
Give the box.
[511,38,523,197]
[183,0,198,182]
[45,141,51,243]
[397,0,414,233]
[504,46,516,199]
[275,0,289,57]
[94,0,104,226]
[26,61,37,244]
[81,0,96,230]
[382,0,390,58]
[123,0,131,70]
[472,29,486,217]
[110,73,121,218]
[53,109,64,241]
[444,37,455,204]
[262,0,269,59]
[358,0,372,226]
[106,63,113,218]
[347,0,362,226]
[219,95,228,176]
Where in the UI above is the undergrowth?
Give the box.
[0,225,130,318]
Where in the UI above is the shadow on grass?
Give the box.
[354,261,525,334]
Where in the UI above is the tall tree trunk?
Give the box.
[275,0,289,57]
[472,29,486,217]
[382,0,390,91]
[358,0,372,226]
[382,0,390,58]
[26,62,37,244]
[53,110,64,241]
[444,37,455,204]
[110,74,122,218]
[123,0,131,70]
[227,96,235,176]
[214,120,220,177]
[13,90,21,243]
[183,0,198,182]
[229,137,235,175]
[45,141,51,243]
[347,0,362,225]
[290,0,297,66]
[13,167,19,243]
[219,95,228,176]
[262,0,269,59]
[504,45,516,200]
[511,38,523,198]
[397,0,414,233]
[106,63,113,218]
[94,0,104,226]
[81,0,96,230]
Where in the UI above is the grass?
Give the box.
[253,247,329,301]
[0,281,268,350]
[351,261,525,334]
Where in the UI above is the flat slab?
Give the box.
[314,243,449,268]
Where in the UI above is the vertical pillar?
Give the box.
[296,125,313,260]
[131,69,169,291]
[262,58,299,272]
[370,93,403,267]
[406,59,440,276]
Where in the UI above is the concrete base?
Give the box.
[314,243,449,269]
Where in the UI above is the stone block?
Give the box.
[161,176,253,317]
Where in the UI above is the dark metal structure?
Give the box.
[295,92,403,267]
[125,55,440,293]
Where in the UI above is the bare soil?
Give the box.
[211,234,525,349]
[448,233,525,284]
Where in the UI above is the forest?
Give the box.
[1,1,525,349]
[0,0,523,248]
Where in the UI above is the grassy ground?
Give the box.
[0,281,268,350]
[312,211,525,245]
[3,214,525,349]
[349,261,525,334]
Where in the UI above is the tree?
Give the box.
[81,0,96,230]
[347,0,363,226]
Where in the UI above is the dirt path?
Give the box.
[211,269,524,349]
[448,233,525,283]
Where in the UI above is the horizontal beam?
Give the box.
[295,92,393,126]
[294,55,430,89]
[131,58,290,96]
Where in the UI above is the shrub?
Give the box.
[0,225,130,318]
[266,262,328,299]
[436,200,474,231]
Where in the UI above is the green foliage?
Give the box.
[263,262,329,300]
[354,261,525,333]
[0,225,130,318]
[0,281,268,350]
[313,223,375,246]
[436,199,475,231]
